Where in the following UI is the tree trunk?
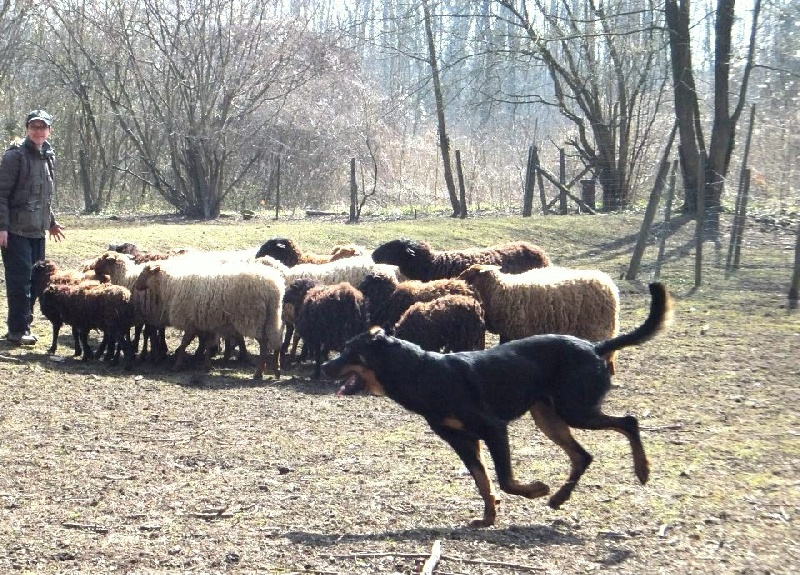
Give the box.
[665,0,702,213]
[422,0,460,217]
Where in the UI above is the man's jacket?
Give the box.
[0,138,56,238]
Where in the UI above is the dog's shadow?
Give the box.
[283,521,584,549]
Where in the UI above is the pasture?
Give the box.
[0,212,797,574]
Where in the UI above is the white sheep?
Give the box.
[283,256,403,287]
[458,264,621,371]
[134,259,285,379]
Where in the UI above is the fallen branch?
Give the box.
[62,522,109,534]
[332,551,545,572]
[420,540,442,575]
[641,424,684,432]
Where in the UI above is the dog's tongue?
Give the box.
[336,374,363,396]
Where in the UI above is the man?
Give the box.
[0,110,65,345]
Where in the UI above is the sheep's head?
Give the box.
[133,264,162,292]
[458,264,501,286]
[372,238,428,264]
[357,271,398,303]
[255,237,301,267]
[94,251,130,276]
[108,242,139,255]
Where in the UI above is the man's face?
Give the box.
[26,121,50,147]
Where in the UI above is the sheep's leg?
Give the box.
[131,324,143,354]
[173,329,197,371]
[530,402,593,509]
[120,333,135,370]
[79,328,94,361]
[253,339,280,381]
[47,319,62,355]
[280,324,294,361]
[70,325,82,356]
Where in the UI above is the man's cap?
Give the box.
[26,110,52,127]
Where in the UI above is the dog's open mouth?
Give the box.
[335,373,365,396]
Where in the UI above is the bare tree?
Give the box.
[494,1,669,211]
[422,0,461,217]
[44,3,127,213]
[665,0,761,241]
[58,0,333,219]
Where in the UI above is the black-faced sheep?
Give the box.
[255,237,365,267]
[458,264,621,371]
[394,294,486,353]
[371,238,551,281]
[133,261,285,379]
[293,282,368,378]
[357,270,480,330]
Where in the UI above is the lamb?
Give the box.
[133,260,285,379]
[394,294,486,353]
[32,259,109,311]
[255,237,365,267]
[458,264,621,371]
[292,281,368,378]
[39,281,136,368]
[357,270,480,329]
[371,238,551,281]
[31,260,110,355]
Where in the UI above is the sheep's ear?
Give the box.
[367,326,386,340]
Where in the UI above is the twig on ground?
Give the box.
[62,522,109,534]
[421,539,442,574]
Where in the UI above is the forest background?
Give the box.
[0,0,795,227]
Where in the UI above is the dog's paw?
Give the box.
[468,516,495,528]
[511,480,549,499]
[547,484,574,509]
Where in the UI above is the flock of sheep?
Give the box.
[30,236,622,385]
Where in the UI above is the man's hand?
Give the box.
[48,223,65,242]
[0,230,7,248]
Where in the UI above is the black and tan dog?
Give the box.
[322,282,673,527]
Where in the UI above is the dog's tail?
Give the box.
[595,282,673,358]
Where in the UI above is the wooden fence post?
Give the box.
[522,145,535,217]
[349,158,357,223]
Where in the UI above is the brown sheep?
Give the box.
[293,282,368,378]
[357,270,480,329]
[394,294,486,353]
[371,238,550,281]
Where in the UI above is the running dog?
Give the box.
[322,283,673,527]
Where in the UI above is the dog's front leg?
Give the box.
[432,423,497,528]
[483,424,550,500]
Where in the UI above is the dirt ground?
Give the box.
[0,217,797,574]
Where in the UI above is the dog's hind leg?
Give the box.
[432,424,498,528]
[531,402,593,510]
[570,412,649,485]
